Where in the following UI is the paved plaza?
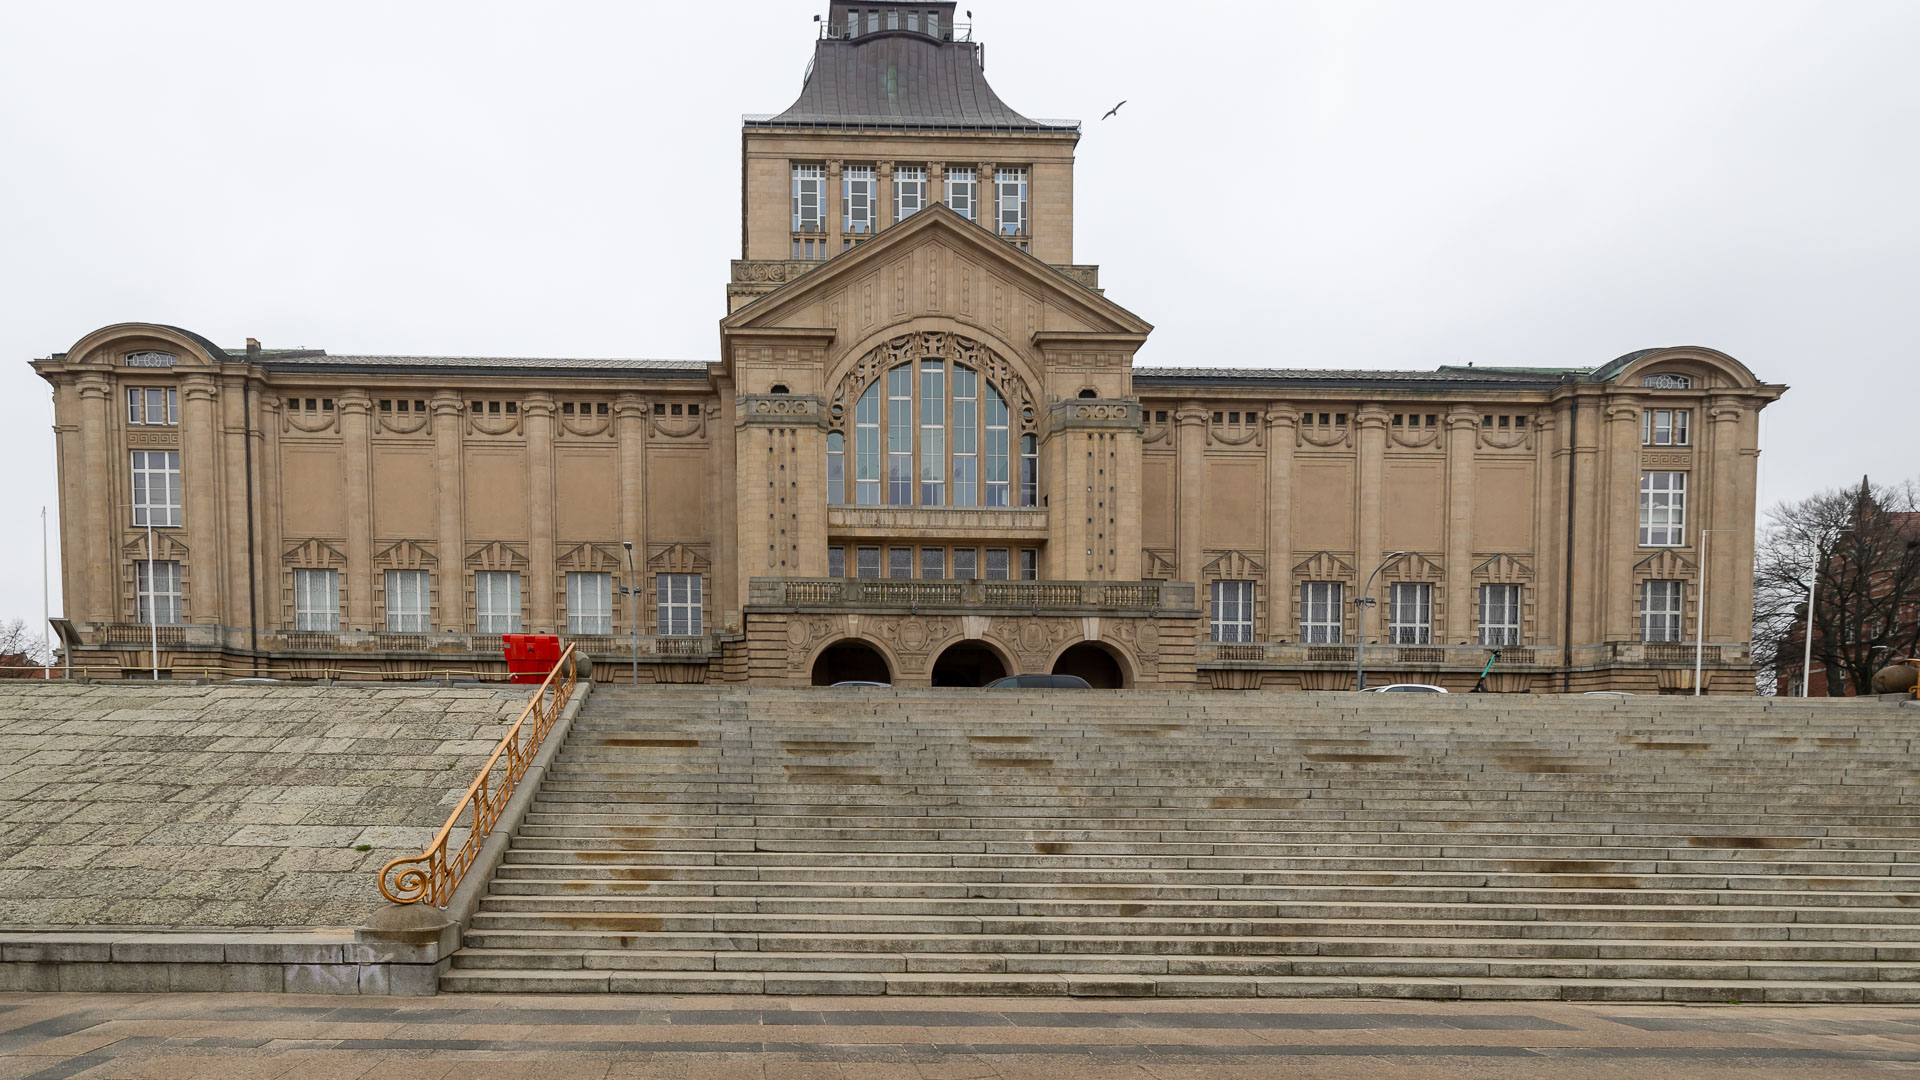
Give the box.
[3,993,1920,1078]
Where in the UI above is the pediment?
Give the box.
[1472,553,1534,581]
[280,538,344,566]
[1142,548,1176,580]
[1379,552,1445,582]
[1203,549,1267,579]
[125,532,192,558]
[1634,548,1697,577]
[375,540,436,569]
[722,205,1150,338]
[559,542,626,573]
[1293,551,1355,579]
[466,540,527,570]
[648,542,710,574]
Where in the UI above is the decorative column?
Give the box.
[431,393,467,631]
[1443,407,1479,644]
[75,374,116,621]
[928,162,946,208]
[1354,406,1392,632]
[1603,400,1644,642]
[257,397,286,629]
[220,375,255,632]
[181,375,223,624]
[978,162,996,229]
[1174,404,1208,588]
[337,391,375,631]
[523,392,557,633]
[1706,398,1744,642]
[877,160,894,231]
[826,159,844,254]
[1264,407,1297,639]
[614,394,649,637]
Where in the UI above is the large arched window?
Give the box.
[827,359,1037,507]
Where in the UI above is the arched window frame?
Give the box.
[836,359,1035,508]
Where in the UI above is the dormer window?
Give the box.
[1642,373,1692,389]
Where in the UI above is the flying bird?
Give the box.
[1101,100,1127,121]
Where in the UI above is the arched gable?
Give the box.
[1600,347,1761,391]
[62,323,227,370]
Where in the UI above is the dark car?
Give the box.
[985,674,1093,689]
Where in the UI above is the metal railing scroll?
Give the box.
[376,644,577,906]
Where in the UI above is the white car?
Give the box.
[1367,684,1448,693]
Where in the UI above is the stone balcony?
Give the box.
[748,578,1195,615]
[827,505,1047,540]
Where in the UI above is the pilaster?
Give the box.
[337,391,374,631]
[877,160,894,231]
[1706,398,1744,641]
[181,375,223,624]
[523,393,557,632]
[1354,405,1392,619]
[614,394,649,634]
[219,375,255,631]
[826,159,844,253]
[1443,408,1478,644]
[1264,407,1298,640]
[1173,404,1207,588]
[75,374,114,621]
[1603,400,1643,642]
[431,393,466,631]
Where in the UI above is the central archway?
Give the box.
[931,640,1008,687]
[1052,642,1127,689]
[811,640,892,686]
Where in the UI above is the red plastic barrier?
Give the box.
[503,633,562,684]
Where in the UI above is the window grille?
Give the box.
[130,450,182,527]
[951,366,978,507]
[1210,580,1255,643]
[293,568,339,631]
[386,570,430,632]
[952,547,977,580]
[827,546,846,578]
[656,573,702,636]
[856,546,881,579]
[919,360,945,505]
[567,572,613,635]
[1643,579,1684,642]
[921,548,945,579]
[889,547,913,579]
[137,560,183,625]
[985,548,1011,581]
[1478,584,1522,646]
[1300,582,1343,643]
[1642,373,1692,389]
[475,571,522,634]
[1639,471,1687,546]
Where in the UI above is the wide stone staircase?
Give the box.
[441,686,1920,1001]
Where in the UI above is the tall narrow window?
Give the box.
[1387,583,1432,645]
[827,546,846,578]
[952,548,977,579]
[844,165,875,235]
[1020,549,1039,580]
[293,569,340,631]
[995,167,1028,237]
[928,12,940,37]
[791,164,824,233]
[126,387,178,425]
[1642,408,1691,446]
[894,165,926,221]
[475,572,522,634]
[656,573,703,636]
[1478,584,1521,647]
[130,450,182,527]
[866,10,878,32]
[951,366,978,507]
[889,547,913,579]
[921,548,946,579]
[1019,434,1038,507]
[386,570,430,632]
[856,546,881,579]
[919,359,944,505]
[1210,580,1255,643]
[985,548,1011,581]
[984,387,1010,506]
[1640,471,1687,546]
[826,431,846,505]
[855,383,881,504]
[945,166,975,220]
[845,9,858,37]
[886,365,912,504]
[567,572,613,634]
[136,560,182,625]
[1300,582,1344,643]
[1643,580,1684,642]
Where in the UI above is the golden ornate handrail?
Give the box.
[377,644,577,906]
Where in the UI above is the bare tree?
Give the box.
[1754,477,1920,695]
[0,618,53,678]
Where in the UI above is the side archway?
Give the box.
[810,639,893,686]
[931,639,1011,687]
[1051,641,1130,689]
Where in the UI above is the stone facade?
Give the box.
[29,1,1783,691]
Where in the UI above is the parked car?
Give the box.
[830,681,892,688]
[1366,684,1449,693]
[986,674,1093,689]
[1582,690,1635,696]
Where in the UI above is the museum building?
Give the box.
[31,2,1784,691]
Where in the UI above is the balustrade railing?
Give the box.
[376,644,576,907]
[755,577,1193,612]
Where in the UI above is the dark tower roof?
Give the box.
[747,3,1076,132]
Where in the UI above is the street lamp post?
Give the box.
[1355,551,1407,692]
[621,541,639,686]
[1694,529,1736,697]
[1799,527,1852,698]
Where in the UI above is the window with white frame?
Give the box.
[136,559,182,625]
[1478,584,1522,646]
[844,165,875,235]
[1643,579,1684,642]
[1642,408,1691,446]
[1639,471,1687,546]
[475,571,522,634]
[845,359,1030,508]
[386,570,430,632]
[126,387,178,426]
[1300,582,1343,643]
[827,546,846,578]
[887,364,912,504]
[656,573,702,636]
[894,165,926,221]
[567,572,613,635]
[919,360,944,504]
[293,568,339,631]
[1210,580,1255,643]
[130,450,182,527]
[995,167,1028,237]
[1388,582,1432,644]
[856,546,881,579]
[945,166,975,220]
[792,164,824,232]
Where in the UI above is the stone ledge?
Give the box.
[0,931,447,995]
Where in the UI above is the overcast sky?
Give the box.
[2,0,1916,632]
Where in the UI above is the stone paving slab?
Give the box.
[0,683,527,931]
[1,993,1919,1077]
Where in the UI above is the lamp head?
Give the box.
[622,541,633,550]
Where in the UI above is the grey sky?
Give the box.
[2,0,1916,628]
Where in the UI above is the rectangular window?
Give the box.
[894,165,926,221]
[889,547,913,579]
[293,568,340,631]
[656,573,703,636]
[844,165,875,234]
[828,546,846,579]
[1639,471,1687,546]
[1210,580,1255,643]
[136,559,182,625]
[952,547,977,579]
[985,548,1011,581]
[1387,582,1432,645]
[845,10,858,37]
[826,430,845,505]
[566,572,613,635]
[983,389,1010,506]
[126,387,178,425]
[792,164,824,234]
[1020,548,1039,580]
[1019,434,1038,507]
[386,570,430,632]
[1643,579,1684,643]
[995,167,1028,236]
[1642,408,1691,446]
[919,359,944,505]
[130,450,182,527]
[1478,584,1522,647]
[921,547,946,579]
[1300,582,1344,644]
[475,571,522,634]
[856,546,881,579]
[951,366,977,507]
[945,166,975,220]
[887,365,912,504]
[855,380,881,504]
